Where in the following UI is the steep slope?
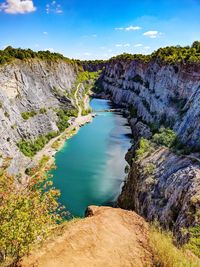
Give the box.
[0,59,78,175]
[100,58,200,243]
[19,206,153,267]
[102,59,200,146]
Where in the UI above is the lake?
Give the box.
[51,98,131,217]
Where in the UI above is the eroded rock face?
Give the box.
[100,59,200,242]
[101,60,200,146]
[118,147,200,243]
[19,206,153,267]
[0,59,77,174]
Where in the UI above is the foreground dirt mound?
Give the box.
[20,206,153,267]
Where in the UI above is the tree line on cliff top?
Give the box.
[0,41,200,65]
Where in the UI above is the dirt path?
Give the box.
[26,83,93,171]
[19,206,153,267]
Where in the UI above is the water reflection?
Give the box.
[51,98,131,217]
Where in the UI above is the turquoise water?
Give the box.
[51,98,131,217]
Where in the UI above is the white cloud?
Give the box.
[134,43,143,47]
[115,43,130,48]
[0,0,36,14]
[115,25,142,31]
[46,1,63,14]
[115,27,124,31]
[143,30,159,38]
[43,31,48,35]
[125,26,141,31]
[83,52,92,56]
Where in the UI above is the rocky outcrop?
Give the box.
[118,146,200,243]
[0,59,78,174]
[101,60,200,146]
[100,59,200,243]
[19,206,153,267]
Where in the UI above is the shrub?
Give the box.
[184,226,200,258]
[135,138,153,160]
[150,225,200,267]
[18,132,58,157]
[153,127,177,148]
[21,111,37,120]
[39,108,47,114]
[0,159,65,263]
[143,163,156,176]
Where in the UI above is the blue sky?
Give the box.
[0,0,200,59]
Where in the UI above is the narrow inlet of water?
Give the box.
[51,98,131,217]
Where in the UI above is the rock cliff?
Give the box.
[102,59,200,146]
[0,59,78,175]
[100,58,200,242]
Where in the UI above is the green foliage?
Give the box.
[77,71,101,84]
[110,41,200,64]
[152,127,177,148]
[81,108,92,116]
[135,138,153,160]
[0,159,65,262]
[39,108,47,114]
[185,226,200,258]
[0,46,74,65]
[56,109,78,132]
[18,132,58,157]
[150,225,200,267]
[143,163,156,176]
[21,111,37,120]
[4,111,9,118]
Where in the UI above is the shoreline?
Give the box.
[25,112,94,174]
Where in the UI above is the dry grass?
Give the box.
[149,226,200,267]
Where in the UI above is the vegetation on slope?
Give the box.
[0,157,65,265]
[0,46,75,65]
[110,41,200,64]
[150,225,200,267]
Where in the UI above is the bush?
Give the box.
[135,138,153,160]
[153,127,177,148]
[143,163,156,176]
[21,111,37,120]
[18,132,58,157]
[0,159,65,263]
[39,108,47,114]
[185,226,200,258]
[150,225,200,267]
[56,109,72,132]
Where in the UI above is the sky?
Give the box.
[0,0,200,59]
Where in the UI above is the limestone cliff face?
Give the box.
[118,146,200,243]
[100,59,200,242]
[101,60,200,146]
[0,59,77,174]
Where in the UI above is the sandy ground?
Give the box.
[19,206,153,267]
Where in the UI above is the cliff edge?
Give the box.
[19,206,153,267]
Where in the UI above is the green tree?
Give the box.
[0,159,65,262]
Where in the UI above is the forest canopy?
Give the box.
[0,41,200,66]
